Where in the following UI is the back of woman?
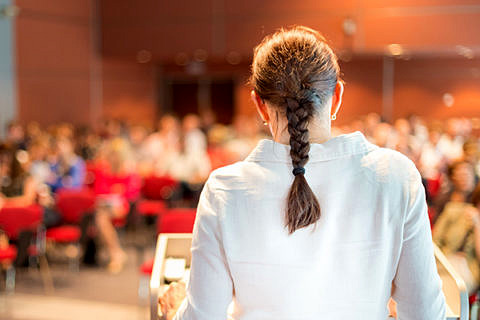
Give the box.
[170,26,445,320]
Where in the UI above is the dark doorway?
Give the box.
[170,82,198,116]
[163,78,234,124]
[211,79,234,124]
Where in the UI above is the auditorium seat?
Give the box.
[157,208,196,234]
[46,225,81,243]
[0,205,43,240]
[137,176,178,218]
[55,189,96,224]
[0,205,44,292]
[137,200,167,217]
[141,176,179,201]
[0,245,17,261]
[138,208,196,300]
[46,189,96,270]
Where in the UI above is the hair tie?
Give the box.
[292,167,305,176]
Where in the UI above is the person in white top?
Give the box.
[163,26,446,320]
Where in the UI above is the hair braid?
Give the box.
[250,26,339,234]
[284,94,321,233]
[285,96,311,169]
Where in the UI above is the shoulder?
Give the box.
[204,161,259,192]
[362,146,420,184]
[359,147,425,217]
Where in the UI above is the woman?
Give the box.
[162,26,445,319]
[0,143,58,226]
[433,160,476,222]
[93,138,140,273]
[433,179,480,295]
[0,144,60,266]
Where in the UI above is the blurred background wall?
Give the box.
[6,0,480,127]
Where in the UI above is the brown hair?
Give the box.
[250,26,340,234]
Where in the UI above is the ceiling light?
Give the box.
[174,52,189,66]
[226,51,242,65]
[387,44,403,56]
[456,45,474,59]
[443,93,454,108]
[193,49,208,62]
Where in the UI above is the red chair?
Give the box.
[55,189,96,225]
[0,205,44,293]
[140,259,154,276]
[137,200,167,217]
[0,205,43,240]
[157,208,196,235]
[47,189,96,243]
[137,176,178,218]
[46,189,96,270]
[426,175,442,201]
[139,209,196,280]
[142,176,179,201]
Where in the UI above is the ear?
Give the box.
[331,81,344,119]
[251,90,270,123]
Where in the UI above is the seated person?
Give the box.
[0,144,58,226]
[47,136,85,192]
[0,144,59,267]
[433,160,476,223]
[93,138,140,273]
[433,182,480,294]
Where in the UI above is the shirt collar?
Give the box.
[244,131,377,163]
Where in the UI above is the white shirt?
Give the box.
[175,132,446,320]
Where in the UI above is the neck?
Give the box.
[272,117,332,145]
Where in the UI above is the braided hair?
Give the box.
[250,26,339,234]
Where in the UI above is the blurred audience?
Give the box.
[0,112,478,277]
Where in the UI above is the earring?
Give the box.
[331,114,337,121]
[263,121,268,126]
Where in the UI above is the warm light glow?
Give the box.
[456,45,474,59]
[226,51,242,65]
[193,49,208,62]
[387,44,403,56]
[175,52,189,66]
[442,93,454,108]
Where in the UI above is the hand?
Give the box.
[38,191,54,207]
[388,298,397,318]
[158,281,186,320]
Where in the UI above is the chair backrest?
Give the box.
[158,208,196,234]
[56,189,96,224]
[0,205,43,240]
[142,176,178,200]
